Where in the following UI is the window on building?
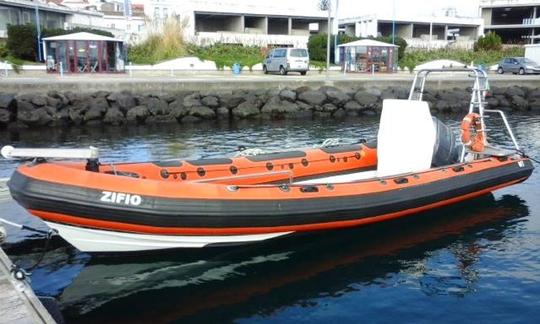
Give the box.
[163,8,168,18]
[22,11,31,24]
[154,7,160,19]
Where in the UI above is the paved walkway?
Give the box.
[0,247,56,324]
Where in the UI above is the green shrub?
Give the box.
[0,42,8,59]
[474,32,502,51]
[7,24,37,61]
[128,17,188,64]
[399,47,525,69]
[188,43,264,70]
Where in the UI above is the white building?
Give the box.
[480,0,540,43]
[339,10,484,49]
[136,0,331,48]
[0,0,146,44]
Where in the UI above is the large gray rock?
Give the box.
[46,96,62,110]
[365,88,382,97]
[511,95,529,110]
[529,99,540,112]
[437,90,462,102]
[0,109,11,125]
[201,96,219,108]
[68,107,83,125]
[17,107,52,126]
[216,107,230,117]
[506,86,526,98]
[146,97,169,115]
[279,89,296,102]
[0,94,15,110]
[190,105,216,119]
[181,115,202,123]
[183,93,202,107]
[326,89,350,106]
[103,108,125,125]
[495,95,510,108]
[84,106,105,121]
[486,97,499,108]
[298,90,326,106]
[296,101,313,111]
[380,88,397,100]
[84,97,108,121]
[126,105,150,123]
[233,101,260,118]
[116,92,136,112]
[220,94,245,108]
[354,91,379,108]
[261,96,299,117]
[169,100,189,119]
[527,88,540,99]
[91,90,111,98]
[344,100,363,112]
[295,86,312,94]
[315,103,338,113]
[47,91,69,106]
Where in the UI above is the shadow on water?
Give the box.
[4,193,527,324]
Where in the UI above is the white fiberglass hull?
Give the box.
[45,222,293,252]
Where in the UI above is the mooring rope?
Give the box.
[0,217,57,281]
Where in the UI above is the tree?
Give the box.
[6,24,37,61]
[474,32,502,51]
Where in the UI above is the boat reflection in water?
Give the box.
[39,194,530,322]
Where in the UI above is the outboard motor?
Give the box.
[431,117,461,167]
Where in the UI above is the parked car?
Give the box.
[497,57,540,75]
[263,48,309,75]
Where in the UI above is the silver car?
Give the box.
[497,57,540,75]
[263,48,309,75]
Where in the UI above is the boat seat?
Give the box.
[295,170,377,185]
[376,99,436,178]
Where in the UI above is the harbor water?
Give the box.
[1,114,539,323]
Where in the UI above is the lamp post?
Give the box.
[35,3,42,62]
[392,0,395,45]
[319,0,331,80]
[334,0,339,64]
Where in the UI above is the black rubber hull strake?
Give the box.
[8,160,534,229]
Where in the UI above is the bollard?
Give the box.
[170,68,174,77]
[59,61,64,78]
[371,64,375,75]
[129,62,133,77]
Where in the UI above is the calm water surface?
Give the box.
[1,114,539,324]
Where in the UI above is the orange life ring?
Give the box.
[461,113,485,152]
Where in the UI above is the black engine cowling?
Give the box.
[431,117,461,167]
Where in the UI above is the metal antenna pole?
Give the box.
[326,1,331,80]
[35,4,42,62]
[392,0,396,44]
[334,0,339,64]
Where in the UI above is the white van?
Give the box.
[263,48,309,75]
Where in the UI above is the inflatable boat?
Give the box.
[2,68,534,252]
